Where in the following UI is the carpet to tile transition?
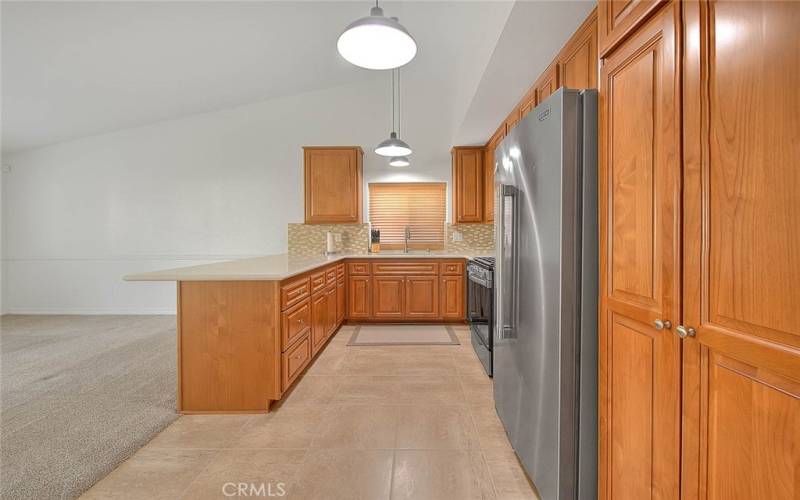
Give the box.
[0,315,178,499]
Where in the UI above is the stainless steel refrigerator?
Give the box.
[493,88,597,500]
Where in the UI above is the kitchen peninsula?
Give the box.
[126,252,483,413]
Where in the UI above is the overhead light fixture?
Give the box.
[337,2,417,70]
[389,156,410,167]
[375,69,413,157]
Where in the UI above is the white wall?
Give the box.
[1,78,458,314]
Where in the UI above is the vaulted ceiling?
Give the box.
[1,1,594,154]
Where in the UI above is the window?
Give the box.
[368,182,446,250]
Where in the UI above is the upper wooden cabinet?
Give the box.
[534,63,559,105]
[558,13,598,90]
[451,147,485,224]
[303,146,363,224]
[598,0,664,57]
[484,126,505,224]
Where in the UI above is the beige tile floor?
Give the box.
[82,324,539,500]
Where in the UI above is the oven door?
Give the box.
[467,270,493,349]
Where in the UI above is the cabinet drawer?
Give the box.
[281,277,310,310]
[310,270,327,294]
[282,333,311,390]
[440,261,464,276]
[326,267,337,285]
[336,263,345,279]
[372,262,437,275]
[281,298,311,350]
[348,262,370,275]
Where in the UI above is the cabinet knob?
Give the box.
[676,325,696,339]
[654,319,672,330]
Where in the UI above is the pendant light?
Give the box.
[337,1,417,70]
[389,156,410,167]
[376,69,412,157]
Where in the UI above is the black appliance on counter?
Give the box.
[467,256,494,376]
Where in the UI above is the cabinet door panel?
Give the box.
[534,64,559,105]
[598,0,664,56]
[558,17,598,90]
[347,276,371,319]
[326,286,337,337]
[404,276,439,319]
[372,277,404,318]
[311,292,327,356]
[453,148,484,223]
[682,2,800,498]
[304,147,362,223]
[440,276,464,319]
[598,4,680,499]
[336,279,345,324]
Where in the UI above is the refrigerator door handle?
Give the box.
[499,184,518,340]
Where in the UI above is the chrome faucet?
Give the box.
[404,226,411,253]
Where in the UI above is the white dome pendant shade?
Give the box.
[376,68,413,158]
[376,132,412,157]
[337,4,417,70]
[389,156,410,167]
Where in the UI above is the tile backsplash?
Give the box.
[288,222,495,256]
[445,223,495,253]
[288,223,369,256]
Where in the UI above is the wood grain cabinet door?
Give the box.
[325,286,337,337]
[598,0,664,57]
[310,292,327,355]
[681,2,800,499]
[336,279,345,324]
[452,147,485,223]
[372,276,404,318]
[534,64,559,105]
[439,275,464,319]
[347,276,371,319]
[404,276,439,319]
[558,15,598,90]
[303,147,362,224]
[598,4,681,499]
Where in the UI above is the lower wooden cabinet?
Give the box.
[440,275,465,319]
[404,276,439,318]
[325,285,337,337]
[310,291,327,356]
[348,275,371,318]
[373,276,404,318]
[282,333,311,390]
[336,279,345,324]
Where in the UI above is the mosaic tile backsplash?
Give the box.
[288,222,495,256]
[445,223,495,253]
[288,223,370,256]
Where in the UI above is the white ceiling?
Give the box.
[2,1,593,153]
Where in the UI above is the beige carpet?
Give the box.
[0,315,178,500]
[347,325,460,346]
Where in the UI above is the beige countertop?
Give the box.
[124,251,493,282]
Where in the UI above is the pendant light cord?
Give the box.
[391,70,396,133]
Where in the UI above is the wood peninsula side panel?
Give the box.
[178,280,281,413]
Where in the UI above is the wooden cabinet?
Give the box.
[303,146,363,224]
[534,63,559,105]
[281,333,311,391]
[336,278,345,324]
[325,285,337,337]
[558,13,598,90]
[281,299,311,350]
[347,275,371,319]
[681,2,800,498]
[404,276,439,319]
[598,0,663,57]
[504,107,521,133]
[484,126,505,224]
[372,276,404,318]
[439,275,464,319]
[310,291,328,356]
[598,3,681,499]
[451,147,485,223]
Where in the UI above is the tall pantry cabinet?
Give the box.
[598,1,800,499]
